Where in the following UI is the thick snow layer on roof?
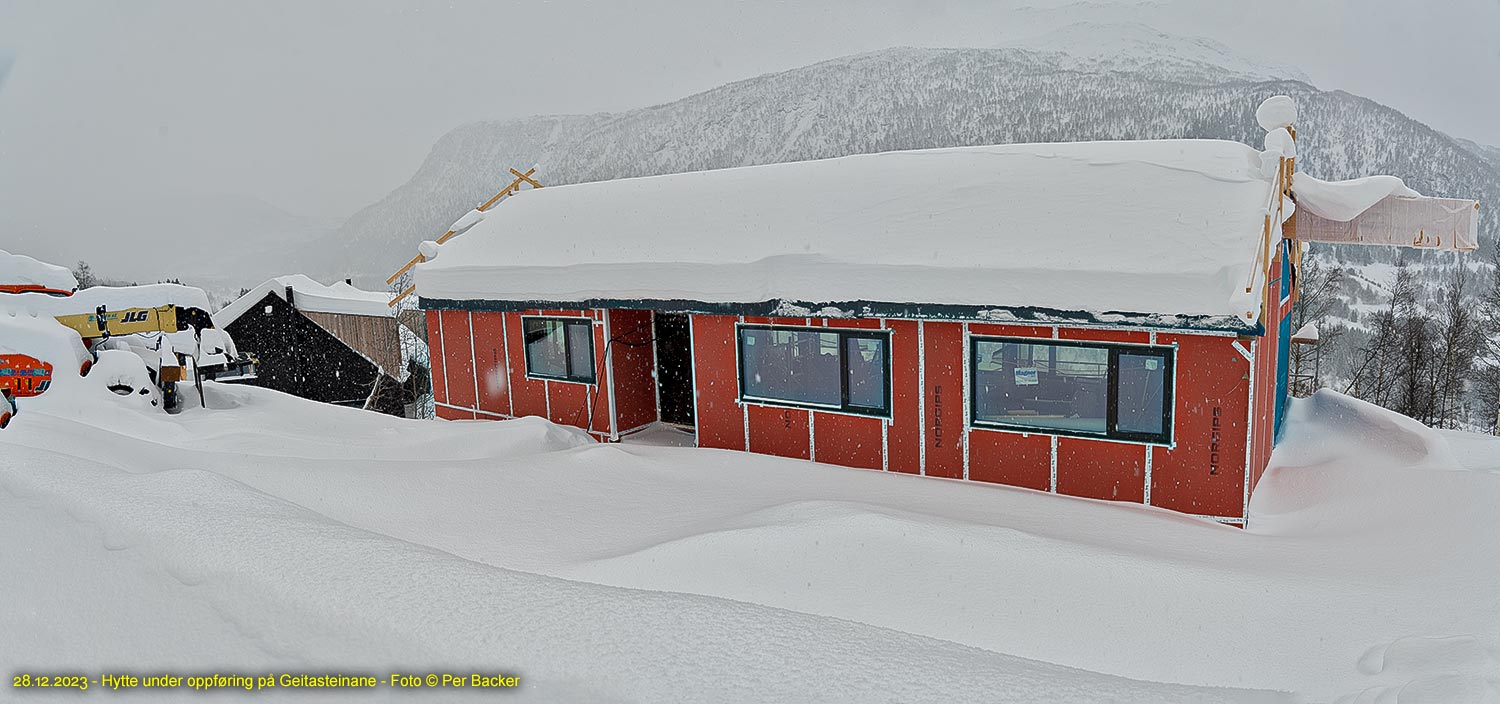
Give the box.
[416,139,1274,325]
[1291,173,1422,222]
[0,249,76,292]
[214,274,393,327]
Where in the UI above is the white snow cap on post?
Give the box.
[1256,95,1298,132]
[1263,127,1296,158]
[418,240,442,261]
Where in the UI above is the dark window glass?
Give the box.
[737,326,889,416]
[972,338,1172,443]
[523,317,595,383]
[845,337,886,410]
[740,328,841,406]
[566,321,594,380]
[973,341,1107,434]
[1116,352,1167,436]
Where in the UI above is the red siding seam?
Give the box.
[437,309,449,406]
[502,313,514,417]
[918,320,926,476]
[649,311,662,424]
[1145,329,1157,505]
[1049,435,1058,493]
[689,314,699,447]
[880,318,889,472]
[603,310,618,440]
[1243,338,1257,521]
[468,312,480,416]
[961,322,971,481]
[738,315,749,452]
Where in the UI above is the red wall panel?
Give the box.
[1056,328,1150,344]
[426,310,448,407]
[469,311,511,417]
[504,311,549,420]
[1150,333,1251,518]
[968,429,1051,491]
[441,310,477,411]
[608,309,659,433]
[691,315,745,451]
[548,377,592,429]
[922,322,965,479]
[812,412,882,469]
[748,404,810,460]
[1057,437,1145,503]
[885,319,921,474]
[968,323,1053,339]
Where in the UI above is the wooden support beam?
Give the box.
[384,166,544,289]
[509,167,542,189]
[388,284,416,308]
[386,254,426,285]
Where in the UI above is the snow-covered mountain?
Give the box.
[326,28,1496,287]
[997,21,1313,84]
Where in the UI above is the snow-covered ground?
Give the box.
[3,376,1498,702]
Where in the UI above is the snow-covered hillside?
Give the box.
[3,371,1498,701]
[326,41,1496,286]
[998,21,1313,84]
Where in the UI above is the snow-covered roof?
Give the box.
[214,275,393,328]
[415,139,1278,328]
[1,249,77,293]
[4,283,214,319]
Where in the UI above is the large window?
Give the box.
[737,325,889,417]
[971,337,1173,444]
[522,317,595,383]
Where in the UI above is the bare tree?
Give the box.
[1391,261,1439,422]
[1345,263,1413,408]
[1429,264,1481,428]
[1290,253,1344,396]
[1475,251,1500,434]
[72,260,97,289]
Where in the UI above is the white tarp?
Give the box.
[1292,172,1479,252]
[1297,195,1480,252]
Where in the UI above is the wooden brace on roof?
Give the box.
[386,167,544,303]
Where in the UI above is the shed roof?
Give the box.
[214,275,393,329]
[415,139,1278,329]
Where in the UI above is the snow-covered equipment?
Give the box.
[0,249,77,296]
[0,250,257,419]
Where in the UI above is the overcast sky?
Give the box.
[1,0,1497,227]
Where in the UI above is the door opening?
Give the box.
[654,312,695,428]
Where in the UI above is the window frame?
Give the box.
[735,323,892,419]
[968,335,1175,446]
[520,315,597,385]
